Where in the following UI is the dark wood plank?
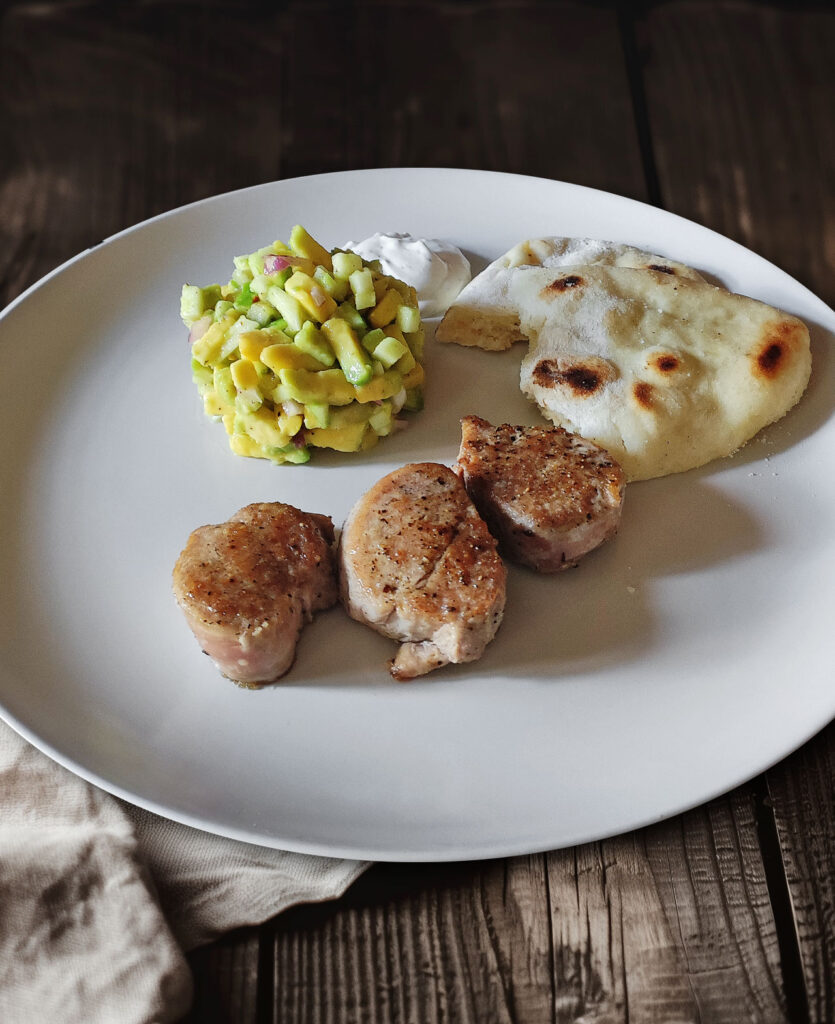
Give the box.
[641,3,835,1020]
[767,727,835,1024]
[261,791,785,1023]
[181,929,261,1024]
[0,0,648,311]
[641,0,835,307]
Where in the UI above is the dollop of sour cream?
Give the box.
[344,233,471,317]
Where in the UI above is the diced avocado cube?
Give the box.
[314,264,349,302]
[213,366,236,406]
[213,299,235,321]
[261,322,292,343]
[246,299,278,327]
[349,268,376,310]
[354,368,403,404]
[284,271,338,323]
[181,283,222,325]
[394,347,416,374]
[369,401,394,436]
[250,273,270,296]
[266,285,308,333]
[372,335,408,368]
[235,392,262,415]
[369,289,401,328]
[272,443,311,464]
[290,225,333,272]
[294,320,336,367]
[332,251,363,280]
[303,402,331,429]
[360,327,386,355]
[334,301,367,336]
[180,284,203,325]
[202,284,222,309]
[405,328,425,359]
[396,304,421,333]
[329,402,374,428]
[258,266,292,291]
[192,359,214,395]
[321,318,373,387]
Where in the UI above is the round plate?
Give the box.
[1,168,833,861]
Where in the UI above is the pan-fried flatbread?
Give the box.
[514,266,811,480]
[436,236,706,351]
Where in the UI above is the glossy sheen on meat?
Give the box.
[339,463,506,680]
[172,502,337,686]
[455,416,626,572]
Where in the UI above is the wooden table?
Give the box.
[2,2,833,1020]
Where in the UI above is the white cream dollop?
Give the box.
[344,232,471,317]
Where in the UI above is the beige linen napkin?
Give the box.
[0,718,368,1023]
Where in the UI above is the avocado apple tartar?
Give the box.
[180,226,425,465]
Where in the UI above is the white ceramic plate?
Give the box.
[1,169,833,861]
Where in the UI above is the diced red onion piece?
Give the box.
[292,429,307,449]
[188,315,212,345]
[310,286,328,307]
[264,254,290,275]
[282,400,304,417]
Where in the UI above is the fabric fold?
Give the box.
[0,719,368,1022]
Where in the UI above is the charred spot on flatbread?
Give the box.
[751,319,806,381]
[632,381,655,410]
[648,352,681,374]
[647,264,676,275]
[532,356,617,396]
[541,275,584,298]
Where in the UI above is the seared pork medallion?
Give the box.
[173,502,337,686]
[339,463,506,680]
[455,416,626,572]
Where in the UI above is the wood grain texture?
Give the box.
[181,929,261,1024]
[767,729,835,1024]
[640,4,835,1019]
[0,0,648,311]
[640,1,835,306]
[259,792,785,1023]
